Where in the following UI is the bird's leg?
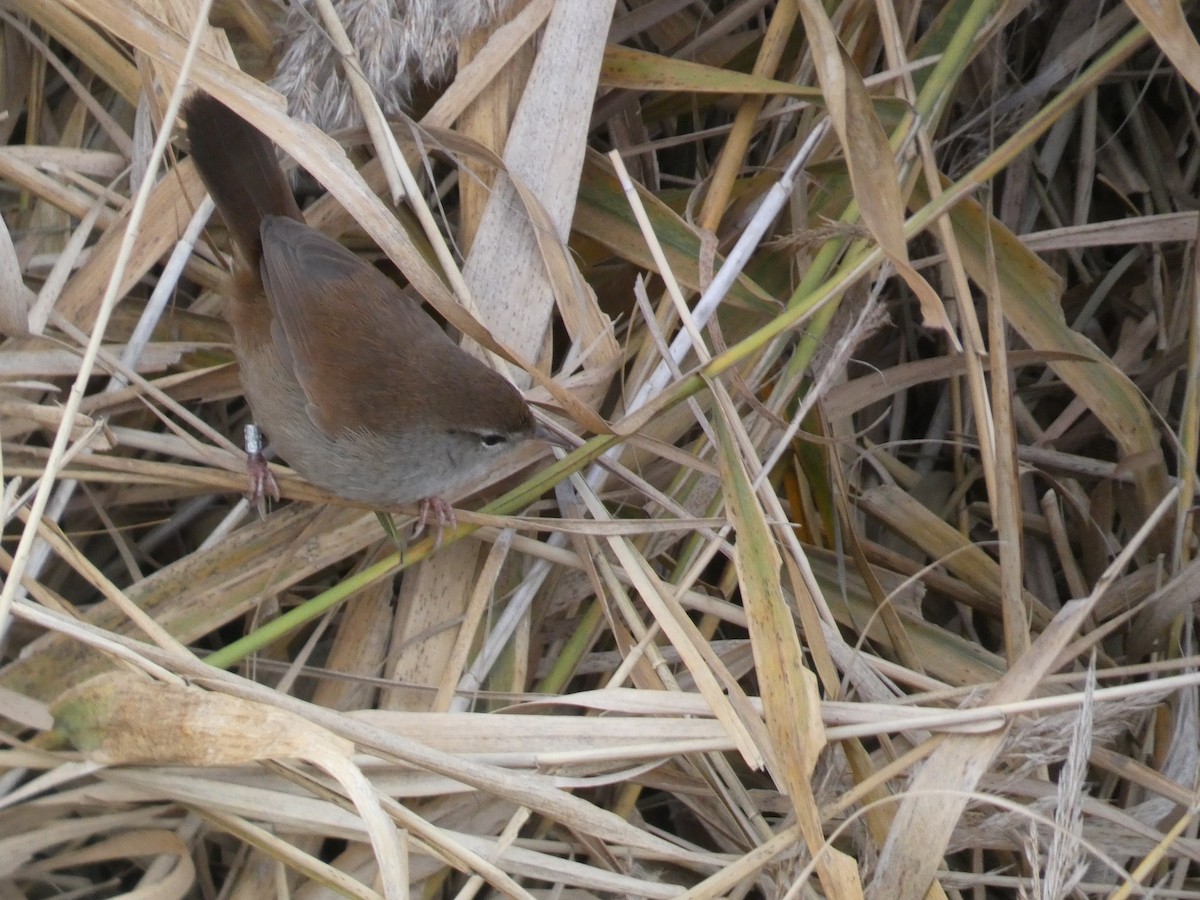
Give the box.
[244,424,280,514]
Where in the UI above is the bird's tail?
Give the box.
[183,93,303,267]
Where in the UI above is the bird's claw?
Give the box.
[413,496,456,548]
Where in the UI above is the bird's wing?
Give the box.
[257,216,456,436]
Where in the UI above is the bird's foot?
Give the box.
[413,496,457,548]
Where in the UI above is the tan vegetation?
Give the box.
[2,0,1200,897]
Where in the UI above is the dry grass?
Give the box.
[3,0,1200,897]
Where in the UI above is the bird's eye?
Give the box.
[480,433,508,448]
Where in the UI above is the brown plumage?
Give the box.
[183,93,534,510]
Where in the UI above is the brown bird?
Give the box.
[182,92,535,526]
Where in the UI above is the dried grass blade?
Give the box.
[697,0,796,231]
[869,488,1178,900]
[0,505,381,700]
[711,398,860,897]
[1125,0,1200,96]
[794,0,950,337]
[575,153,776,310]
[53,672,407,898]
[8,0,140,103]
[573,472,767,769]
[713,405,825,779]
[0,212,34,336]
[918,181,1171,548]
[54,163,209,329]
[433,0,554,130]
[199,809,380,899]
[600,43,822,101]
[14,828,195,895]
[857,484,1053,630]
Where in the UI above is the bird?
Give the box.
[182,92,536,531]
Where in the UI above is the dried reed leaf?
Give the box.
[8,0,141,103]
[7,1,1200,895]
[0,505,383,702]
[857,484,1054,630]
[575,153,777,310]
[921,182,1171,549]
[0,213,33,336]
[1125,0,1200,96]
[54,671,407,897]
[600,43,822,102]
[795,0,951,339]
